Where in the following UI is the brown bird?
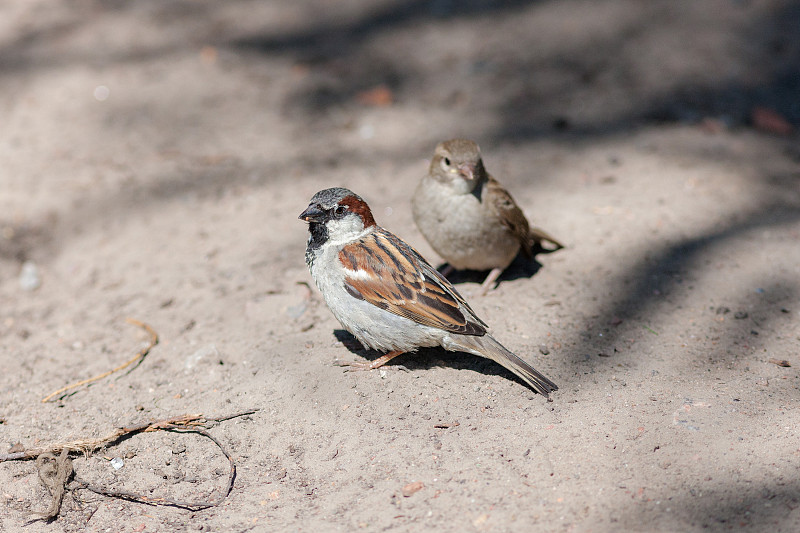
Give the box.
[300,187,558,397]
[412,139,563,294]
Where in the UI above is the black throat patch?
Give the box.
[305,221,329,266]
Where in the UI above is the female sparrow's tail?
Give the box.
[446,334,558,397]
[528,227,564,254]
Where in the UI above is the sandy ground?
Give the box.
[1,1,799,531]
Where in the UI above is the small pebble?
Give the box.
[18,261,41,291]
[539,344,550,355]
[358,123,375,140]
[186,344,219,369]
[402,481,424,497]
[286,301,307,319]
[110,457,124,470]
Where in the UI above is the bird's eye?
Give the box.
[334,205,347,217]
[443,157,451,166]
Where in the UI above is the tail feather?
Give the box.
[447,334,558,397]
[528,227,564,252]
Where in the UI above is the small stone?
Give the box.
[110,457,124,470]
[8,443,24,453]
[185,344,219,369]
[286,301,307,319]
[734,311,748,319]
[402,481,424,497]
[18,261,41,291]
[359,123,375,140]
[539,344,550,355]
[473,514,489,526]
[172,443,187,454]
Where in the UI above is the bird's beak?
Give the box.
[299,204,324,222]
[457,163,476,181]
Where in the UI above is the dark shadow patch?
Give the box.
[332,328,543,391]
[437,251,544,286]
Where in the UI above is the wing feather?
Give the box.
[339,230,486,336]
[486,175,564,253]
[485,175,534,258]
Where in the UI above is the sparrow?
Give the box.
[299,187,558,397]
[412,139,563,294]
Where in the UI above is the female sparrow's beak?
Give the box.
[299,204,324,222]
[457,163,476,181]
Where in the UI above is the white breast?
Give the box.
[412,179,519,270]
[308,237,445,353]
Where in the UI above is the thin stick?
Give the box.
[33,448,72,520]
[1,410,257,518]
[0,410,257,463]
[41,318,159,403]
[73,427,236,510]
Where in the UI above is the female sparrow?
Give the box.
[412,139,563,294]
[299,187,558,397]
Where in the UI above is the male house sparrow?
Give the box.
[412,139,563,294]
[300,187,557,397]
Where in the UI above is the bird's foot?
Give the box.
[333,350,405,371]
[439,264,455,278]
[479,267,504,295]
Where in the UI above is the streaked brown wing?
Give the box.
[339,230,486,336]
[485,175,534,258]
[486,175,564,252]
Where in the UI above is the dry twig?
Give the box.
[34,448,73,520]
[768,358,791,367]
[73,427,235,510]
[42,318,159,403]
[2,410,257,519]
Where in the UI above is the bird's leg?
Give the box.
[334,350,405,370]
[479,267,503,295]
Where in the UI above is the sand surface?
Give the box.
[1,1,799,531]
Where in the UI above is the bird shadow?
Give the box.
[436,249,550,286]
[332,329,545,393]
